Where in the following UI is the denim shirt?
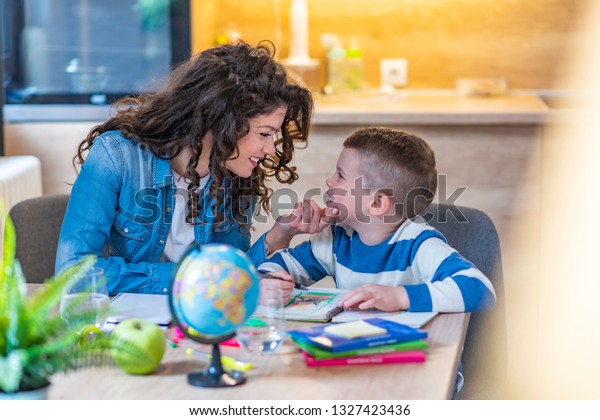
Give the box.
[55,131,268,295]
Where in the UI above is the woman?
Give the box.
[56,41,334,296]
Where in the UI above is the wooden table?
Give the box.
[47,312,469,400]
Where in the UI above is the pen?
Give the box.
[259,271,308,290]
[185,348,253,372]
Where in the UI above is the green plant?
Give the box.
[0,216,154,394]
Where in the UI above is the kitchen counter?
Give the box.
[313,93,548,126]
[4,92,556,125]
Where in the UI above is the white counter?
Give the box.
[313,93,548,126]
[4,92,555,125]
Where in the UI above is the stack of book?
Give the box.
[288,318,428,367]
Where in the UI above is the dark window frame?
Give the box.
[2,0,190,106]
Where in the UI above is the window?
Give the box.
[3,0,190,105]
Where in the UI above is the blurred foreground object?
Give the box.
[510,0,600,399]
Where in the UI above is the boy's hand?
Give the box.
[258,270,295,304]
[265,200,339,252]
[338,284,410,312]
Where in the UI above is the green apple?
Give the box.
[111,318,166,375]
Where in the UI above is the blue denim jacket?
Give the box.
[55,131,268,295]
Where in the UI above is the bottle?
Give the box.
[325,43,346,95]
[344,39,364,92]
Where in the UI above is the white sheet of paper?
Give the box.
[107,293,171,326]
[332,310,438,328]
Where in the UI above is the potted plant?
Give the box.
[0,217,147,398]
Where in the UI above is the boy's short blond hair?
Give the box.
[343,127,437,219]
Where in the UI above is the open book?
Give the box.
[253,287,438,325]
[253,288,344,322]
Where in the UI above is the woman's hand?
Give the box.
[259,270,295,305]
[265,200,339,253]
[337,284,410,312]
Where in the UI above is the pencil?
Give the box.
[259,271,308,290]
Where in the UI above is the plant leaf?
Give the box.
[0,350,25,393]
[1,210,110,392]
[3,261,26,355]
[26,255,96,316]
[0,215,23,357]
[2,214,17,281]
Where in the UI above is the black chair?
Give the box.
[8,194,70,283]
[424,203,507,399]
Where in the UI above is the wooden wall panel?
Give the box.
[193,0,588,90]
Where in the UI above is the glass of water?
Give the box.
[60,267,109,329]
[237,288,286,355]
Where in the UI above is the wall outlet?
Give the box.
[380,59,408,88]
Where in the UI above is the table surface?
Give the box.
[47,311,470,400]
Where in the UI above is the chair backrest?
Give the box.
[424,203,507,399]
[8,194,70,284]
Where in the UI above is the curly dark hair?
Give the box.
[75,41,313,231]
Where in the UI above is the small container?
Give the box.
[344,40,364,92]
[325,46,347,95]
[455,78,508,97]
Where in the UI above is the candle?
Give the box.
[289,0,309,60]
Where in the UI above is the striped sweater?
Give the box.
[258,219,496,313]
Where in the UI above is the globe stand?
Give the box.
[168,244,261,389]
[187,342,246,388]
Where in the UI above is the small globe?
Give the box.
[168,244,260,344]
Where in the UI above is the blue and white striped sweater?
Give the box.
[258,220,496,313]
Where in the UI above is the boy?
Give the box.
[259,127,496,313]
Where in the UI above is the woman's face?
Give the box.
[225,106,288,178]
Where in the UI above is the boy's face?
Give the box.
[325,148,373,228]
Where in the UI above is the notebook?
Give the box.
[107,293,172,326]
[302,350,426,367]
[289,317,428,353]
[253,287,344,322]
[292,336,428,360]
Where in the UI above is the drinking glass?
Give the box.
[237,289,286,355]
[60,267,109,329]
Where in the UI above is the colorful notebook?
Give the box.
[288,317,428,353]
[253,288,344,322]
[302,350,426,367]
[292,336,428,360]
